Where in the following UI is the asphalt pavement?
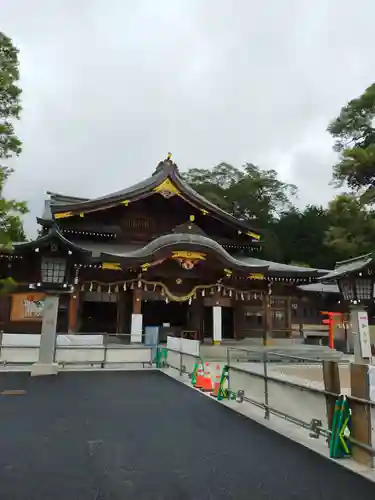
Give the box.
[0,370,374,499]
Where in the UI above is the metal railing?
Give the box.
[162,347,202,378]
[0,333,154,368]
[226,346,375,458]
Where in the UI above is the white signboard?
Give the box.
[356,310,372,360]
[369,365,375,402]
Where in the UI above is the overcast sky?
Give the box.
[2,0,375,236]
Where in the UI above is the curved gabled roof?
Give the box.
[237,256,329,278]
[97,233,268,272]
[47,158,261,240]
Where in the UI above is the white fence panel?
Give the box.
[56,335,104,346]
[2,334,41,347]
[105,347,152,363]
[0,347,39,363]
[180,338,200,357]
[55,347,105,363]
[166,336,181,352]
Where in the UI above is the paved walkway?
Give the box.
[0,370,373,499]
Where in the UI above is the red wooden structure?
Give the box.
[320,311,344,349]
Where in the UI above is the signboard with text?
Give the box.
[356,310,372,359]
[10,293,46,322]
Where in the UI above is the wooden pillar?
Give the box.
[131,289,143,343]
[233,301,244,340]
[286,296,292,338]
[263,293,272,346]
[322,360,341,433]
[189,297,203,341]
[132,289,142,314]
[350,363,373,467]
[116,290,126,334]
[68,291,80,333]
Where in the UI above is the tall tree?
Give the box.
[0,32,27,247]
[0,32,27,291]
[328,83,375,202]
[273,205,336,269]
[183,162,297,227]
[324,193,375,260]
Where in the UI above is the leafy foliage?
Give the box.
[328,83,375,198]
[183,161,375,268]
[0,32,27,244]
[324,194,375,260]
[183,162,297,227]
[0,32,27,291]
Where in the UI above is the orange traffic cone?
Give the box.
[194,362,205,389]
[200,363,213,392]
[210,364,222,397]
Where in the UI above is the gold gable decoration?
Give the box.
[247,231,261,240]
[153,178,180,199]
[102,262,122,271]
[54,212,73,219]
[171,250,206,270]
[248,273,265,280]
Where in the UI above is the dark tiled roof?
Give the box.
[318,253,373,282]
[42,159,261,237]
[233,256,329,277]
[298,283,340,293]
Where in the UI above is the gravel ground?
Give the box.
[0,370,373,500]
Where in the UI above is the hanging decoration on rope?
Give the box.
[79,277,265,303]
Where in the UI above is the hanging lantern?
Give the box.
[123,283,127,291]
[217,284,221,292]
[130,282,134,290]
[153,284,156,291]
[89,282,93,292]
[108,285,111,294]
[144,283,148,291]
[222,288,226,296]
[115,285,119,293]
[80,284,85,292]
[188,297,192,305]
[241,292,244,300]
[229,289,232,297]
[97,285,101,293]
[165,297,169,303]
[202,289,205,297]
[137,280,142,288]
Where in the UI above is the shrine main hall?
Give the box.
[0,156,332,343]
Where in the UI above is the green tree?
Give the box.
[273,205,336,269]
[0,33,27,242]
[0,33,27,290]
[324,193,375,260]
[328,83,375,202]
[183,162,297,226]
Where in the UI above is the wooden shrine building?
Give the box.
[0,156,332,343]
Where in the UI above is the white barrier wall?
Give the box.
[0,334,152,367]
[166,336,200,357]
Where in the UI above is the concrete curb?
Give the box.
[161,367,375,484]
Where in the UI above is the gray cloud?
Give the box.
[2,0,375,236]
